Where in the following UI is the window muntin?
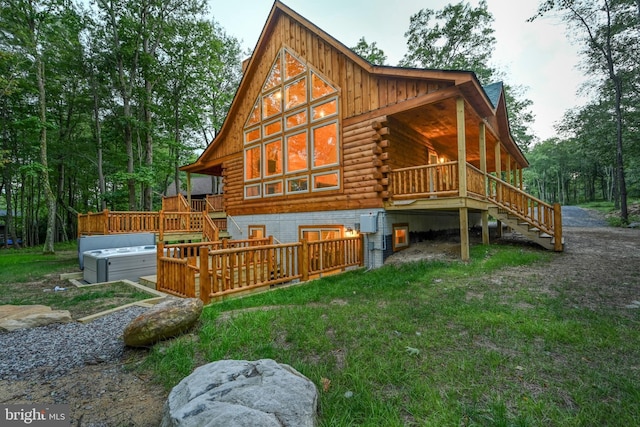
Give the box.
[311,72,336,100]
[246,102,261,127]
[286,131,308,173]
[285,78,306,110]
[244,48,340,199]
[245,128,260,144]
[265,139,283,176]
[264,120,282,137]
[263,59,281,91]
[312,171,339,191]
[287,177,308,193]
[264,180,283,196]
[312,98,337,121]
[245,184,261,198]
[262,90,282,119]
[285,51,305,80]
[245,146,261,180]
[286,110,307,129]
[312,122,338,168]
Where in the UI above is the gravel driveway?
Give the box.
[561,205,608,227]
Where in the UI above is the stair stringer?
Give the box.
[487,206,560,251]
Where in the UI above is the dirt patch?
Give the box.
[0,350,165,426]
[1,224,638,426]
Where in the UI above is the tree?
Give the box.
[400,0,496,82]
[351,37,387,65]
[531,0,639,223]
[400,0,536,150]
[0,0,76,253]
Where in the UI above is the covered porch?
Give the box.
[367,89,562,259]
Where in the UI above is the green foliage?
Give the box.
[400,0,496,82]
[399,0,535,151]
[351,37,387,65]
[0,0,242,243]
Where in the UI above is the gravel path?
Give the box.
[561,205,608,227]
[0,306,146,381]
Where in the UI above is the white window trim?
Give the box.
[286,176,309,194]
[263,180,284,197]
[284,130,309,174]
[311,170,340,192]
[244,184,261,199]
[310,120,340,170]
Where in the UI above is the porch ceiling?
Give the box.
[390,98,503,171]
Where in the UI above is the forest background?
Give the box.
[1,0,638,252]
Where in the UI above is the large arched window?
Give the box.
[243,48,340,199]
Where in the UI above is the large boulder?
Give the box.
[161,359,318,427]
[0,305,72,332]
[123,297,202,347]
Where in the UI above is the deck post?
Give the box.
[200,246,211,304]
[494,142,503,237]
[186,172,192,210]
[459,207,470,261]
[479,122,489,244]
[553,203,563,252]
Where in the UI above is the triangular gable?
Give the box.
[182,0,523,173]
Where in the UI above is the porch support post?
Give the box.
[456,97,467,198]
[494,142,502,238]
[479,122,489,245]
[506,156,512,185]
[460,207,470,261]
[456,97,469,260]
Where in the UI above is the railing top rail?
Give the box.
[487,174,553,209]
[208,242,302,255]
[390,161,458,173]
[465,163,484,174]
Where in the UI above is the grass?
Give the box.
[141,244,640,426]
[0,242,158,319]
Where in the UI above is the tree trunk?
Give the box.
[92,73,107,210]
[37,58,56,254]
[613,76,628,223]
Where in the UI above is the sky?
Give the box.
[207,0,590,142]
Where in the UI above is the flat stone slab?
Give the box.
[0,305,72,332]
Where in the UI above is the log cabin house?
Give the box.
[76,1,562,301]
[180,1,562,268]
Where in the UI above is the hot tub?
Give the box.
[83,245,157,283]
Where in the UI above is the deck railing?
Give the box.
[158,236,363,304]
[206,194,224,212]
[162,194,190,212]
[387,161,562,250]
[486,174,561,246]
[388,161,458,199]
[78,209,206,238]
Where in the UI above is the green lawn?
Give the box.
[144,244,640,426]
[0,242,158,318]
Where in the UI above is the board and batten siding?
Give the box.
[216,11,452,217]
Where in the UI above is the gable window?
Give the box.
[243,48,340,199]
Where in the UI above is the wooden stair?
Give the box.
[208,211,230,239]
[488,206,563,251]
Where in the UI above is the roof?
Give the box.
[181,0,527,172]
[483,82,503,108]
